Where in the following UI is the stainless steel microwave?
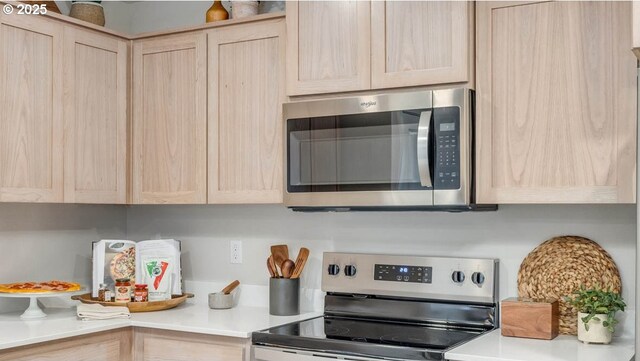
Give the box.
[284,88,494,211]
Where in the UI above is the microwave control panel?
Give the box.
[434,107,460,190]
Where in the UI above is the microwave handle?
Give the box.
[417,110,433,188]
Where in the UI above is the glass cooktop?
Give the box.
[252,316,487,361]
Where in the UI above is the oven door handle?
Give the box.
[417,110,433,188]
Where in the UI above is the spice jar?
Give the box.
[134,284,148,302]
[115,278,132,302]
[98,283,113,302]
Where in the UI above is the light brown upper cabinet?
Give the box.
[634,1,640,59]
[132,33,207,204]
[476,1,637,204]
[286,1,472,96]
[370,1,472,89]
[208,19,285,204]
[286,1,371,95]
[0,13,64,202]
[63,28,129,204]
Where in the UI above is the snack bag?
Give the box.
[143,256,173,301]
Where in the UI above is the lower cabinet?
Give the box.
[0,328,251,361]
[0,329,133,361]
[133,328,250,361]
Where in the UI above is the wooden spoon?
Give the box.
[271,245,289,268]
[291,247,310,279]
[268,255,280,278]
[221,280,240,295]
[267,256,276,278]
[281,259,295,279]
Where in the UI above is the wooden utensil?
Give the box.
[267,257,276,278]
[268,255,280,278]
[281,259,295,279]
[221,280,240,295]
[271,245,289,268]
[291,247,310,279]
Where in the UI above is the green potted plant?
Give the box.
[565,285,626,344]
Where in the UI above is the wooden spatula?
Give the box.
[268,255,280,278]
[221,280,240,295]
[271,244,289,268]
[291,248,310,279]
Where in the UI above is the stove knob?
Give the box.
[344,265,357,277]
[471,272,485,286]
[327,264,340,276]
[451,271,465,283]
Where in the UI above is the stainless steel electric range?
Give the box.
[252,252,499,361]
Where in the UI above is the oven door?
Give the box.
[284,91,436,208]
[253,346,382,361]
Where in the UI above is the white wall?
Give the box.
[0,204,126,312]
[126,204,637,309]
[53,1,286,35]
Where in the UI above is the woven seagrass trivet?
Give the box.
[517,235,621,335]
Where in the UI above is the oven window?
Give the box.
[287,109,431,193]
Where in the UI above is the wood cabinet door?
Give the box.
[371,1,471,89]
[476,1,637,204]
[208,19,285,204]
[0,13,63,202]
[286,0,370,95]
[134,328,247,361]
[132,33,207,204]
[634,1,640,59]
[63,28,128,204]
[0,329,132,361]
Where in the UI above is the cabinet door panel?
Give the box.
[208,20,284,203]
[0,329,132,361]
[476,1,636,203]
[634,1,640,59]
[133,33,207,204]
[286,0,370,95]
[134,328,246,361]
[0,14,63,202]
[371,1,470,89]
[63,28,128,204]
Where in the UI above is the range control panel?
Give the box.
[375,264,433,284]
[322,252,498,304]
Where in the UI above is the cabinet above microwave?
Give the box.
[284,89,495,212]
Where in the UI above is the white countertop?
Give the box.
[445,329,635,361]
[130,302,321,338]
[0,303,322,351]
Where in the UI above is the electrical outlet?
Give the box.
[230,241,242,264]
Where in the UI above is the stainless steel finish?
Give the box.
[284,88,473,209]
[322,252,498,304]
[254,346,380,361]
[286,190,434,208]
[284,90,433,119]
[417,110,433,188]
[324,294,496,328]
[433,88,470,206]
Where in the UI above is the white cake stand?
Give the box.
[0,289,86,320]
